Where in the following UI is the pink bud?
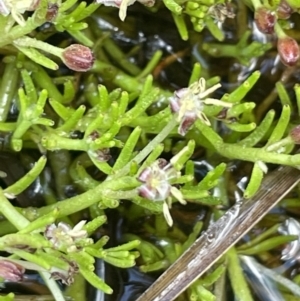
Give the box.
[277,36,300,66]
[277,0,294,19]
[290,125,300,144]
[0,260,25,282]
[62,44,95,72]
[254,7,276,34]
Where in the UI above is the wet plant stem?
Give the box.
[111,116,178,179]
[196,121,300,166]
[227,248,254,301]
[0,61,19,122]
[0,188,29,229]
[21,117,178,220]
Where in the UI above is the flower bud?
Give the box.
[277,0,294,19]
[62,44,95,72]
[254,7,276,34]
[0,260,25,282]
[277,36,300,66]
[290,125,300,144]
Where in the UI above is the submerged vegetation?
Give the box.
[1,0,300,300]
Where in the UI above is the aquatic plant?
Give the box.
[1,0,300,300]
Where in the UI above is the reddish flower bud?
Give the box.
[277,36,300,66]
[0,260,25,282]
[62,44,95,72]
[290,125,300,144]
[254,7,276,34]
[277,0,294,19]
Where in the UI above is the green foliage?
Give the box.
[0,0,300,300]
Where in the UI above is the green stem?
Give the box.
[219,143,300,165]
[40,271,66,301]
[251,0,262,9]
[13,37,64,57]
[25,62,64,102]
[275,22,287,38]
[0,188,29,230]
[102,38,141,76]
[107,189,138,199]
[41,133,88,151]
[0,0,48,48]
[197,121,300,166]
[112,116,178,179]
[0,18,43,47]
[48,151,73,200]
[23,176,138,220]
[227,248,254,301]
[92,60,172,99]
[0,61,19,122]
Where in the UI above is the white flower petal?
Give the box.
[170,187,186,205]
[163,202,173,227]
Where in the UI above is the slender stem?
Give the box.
[0,188,29,230]
[0,61,19,122]
[107,189,138,199]
[111,116,178,179]
[40,271,67,301]
[227,248,254,301]
[197,121,300,166]
[13,37,64,57]
[275,22,287,39]
[22,176,138,220]
[250,0,262,9]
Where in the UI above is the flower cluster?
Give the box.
[137,159,186,227]
[44,220,92,252]
[170,78,232,136]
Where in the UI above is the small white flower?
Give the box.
[0,0,40,26]
[137,159,186,227]
[170,78,232,136]
[44,220,91,252]
[96,0,155,21]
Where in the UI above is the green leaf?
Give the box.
[15,45,58,70]
[113,127,142,171]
